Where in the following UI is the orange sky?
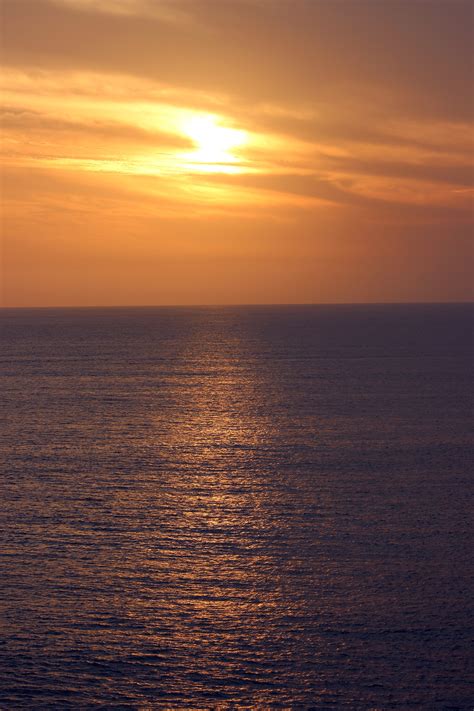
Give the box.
[1,0,473,306]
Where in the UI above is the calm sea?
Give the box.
[1,304,473,709]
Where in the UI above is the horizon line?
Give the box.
[1,300,473,310]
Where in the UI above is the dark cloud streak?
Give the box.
[3,0,473,121]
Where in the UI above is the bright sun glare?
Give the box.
[180,114,247,172]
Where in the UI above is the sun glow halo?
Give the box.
[180,114,247,172]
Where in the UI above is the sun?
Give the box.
[179,114,247,172]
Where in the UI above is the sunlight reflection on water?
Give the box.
[1,305,473,708]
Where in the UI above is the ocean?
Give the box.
[1,304,472,709]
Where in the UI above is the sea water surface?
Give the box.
[1,304,473,709]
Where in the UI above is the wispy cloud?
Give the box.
[49,0,194,23]
[2,0,473,305]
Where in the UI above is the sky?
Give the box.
[1,0,473,306]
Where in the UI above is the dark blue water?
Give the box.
[1,304,473,709]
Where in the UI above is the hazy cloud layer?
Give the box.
[1,0,473,305]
